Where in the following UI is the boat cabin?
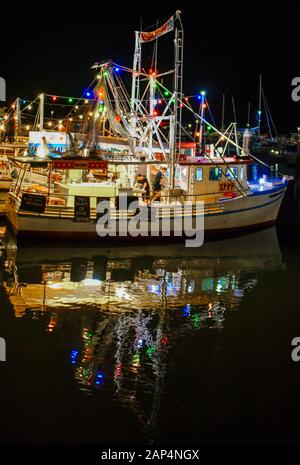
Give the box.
[176,157,252,201]
[9,154,253,212]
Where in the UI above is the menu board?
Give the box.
[20,193,46,213]
[74,196,90,222]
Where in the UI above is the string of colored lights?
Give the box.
[1,62,215,134]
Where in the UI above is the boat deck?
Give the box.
[248,177,287,195]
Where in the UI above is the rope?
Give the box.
[178,96,285,177]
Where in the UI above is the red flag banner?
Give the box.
[140,16,174,43]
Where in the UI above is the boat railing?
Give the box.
[8,190,229,219]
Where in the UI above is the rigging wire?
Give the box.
[176,94,285,177]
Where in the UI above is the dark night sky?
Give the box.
[1,1,299,133]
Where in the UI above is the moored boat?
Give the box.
[4,11,288,242]
[5,154,287,240]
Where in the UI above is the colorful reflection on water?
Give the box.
[0,228,286,443]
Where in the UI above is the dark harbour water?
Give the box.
[1,225,300,446]
[1,162,300,446]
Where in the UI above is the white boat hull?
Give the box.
[6,183,287,240]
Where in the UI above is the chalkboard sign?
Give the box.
[20,193,46,213]
[74,196,90,222]
[115,195,139,210]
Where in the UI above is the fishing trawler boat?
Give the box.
[5,11,288,241]
[5,153,287,240]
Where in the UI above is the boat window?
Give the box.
[225,167,238,180]
[195,167,203,182]
[209,167,222,181]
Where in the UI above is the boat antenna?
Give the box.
[247,101,251,127]
[231,95,237,125]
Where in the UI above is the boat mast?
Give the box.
[258,74,262,136]
[15,97,21,138]
[169,10,183,189]
[149,75,155,158]
[130,31,142,154]
[39,93,44,130]
[232,96,240,157]
[198,91,205,150]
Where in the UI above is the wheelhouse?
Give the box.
[177,157,252,200]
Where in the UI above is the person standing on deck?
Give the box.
[135,173,150,204]
[150,166,167,202]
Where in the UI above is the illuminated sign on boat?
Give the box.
[29,131,69,154]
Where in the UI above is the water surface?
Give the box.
[0,228,300,445]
